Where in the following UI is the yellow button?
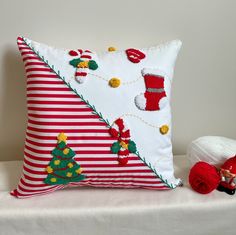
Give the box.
[108,47,116,52]
[160,125,169,135]
[54,160,60,165]
[67,162,73,168]
[66,172,72,177]
[50,178,57,183]
[76,168,83,174]
[109,77,121,88]
[63,148,70,155]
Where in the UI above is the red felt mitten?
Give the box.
[189,161,221,194]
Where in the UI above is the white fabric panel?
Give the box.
[0,155,235,235]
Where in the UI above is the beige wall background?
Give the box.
[0,0,236,161]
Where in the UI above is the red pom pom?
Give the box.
[189,161,220,194]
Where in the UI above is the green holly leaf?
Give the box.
[111,142,121,154]
[69,58,82,67]
[128,140,137,153]
[88,60,98,70]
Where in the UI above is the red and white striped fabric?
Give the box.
[11,37,170,198]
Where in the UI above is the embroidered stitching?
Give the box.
[120,113,161,129]
[88,72,143,85]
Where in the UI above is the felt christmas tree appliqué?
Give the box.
[44,133,85,185]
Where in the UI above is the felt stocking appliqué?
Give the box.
[69,49,98,83]
[135,69,167,111]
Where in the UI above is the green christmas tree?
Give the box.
[44,132,85,185]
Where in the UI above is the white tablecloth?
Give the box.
[0,155,235,235]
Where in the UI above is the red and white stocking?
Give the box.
[135,69,167,111]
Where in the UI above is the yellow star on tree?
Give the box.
[57,132,67,143]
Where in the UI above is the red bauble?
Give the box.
[189,161,221,194]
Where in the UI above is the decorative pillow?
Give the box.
[11,37,182,198]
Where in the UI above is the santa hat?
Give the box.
[221,155,236,174]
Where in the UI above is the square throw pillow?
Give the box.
[11,37,182,198]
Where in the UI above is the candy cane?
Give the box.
[75,50,92,83]
[68,49,98,84]
[109,118,132,166]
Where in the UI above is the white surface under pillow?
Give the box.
[1,156,235,235]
